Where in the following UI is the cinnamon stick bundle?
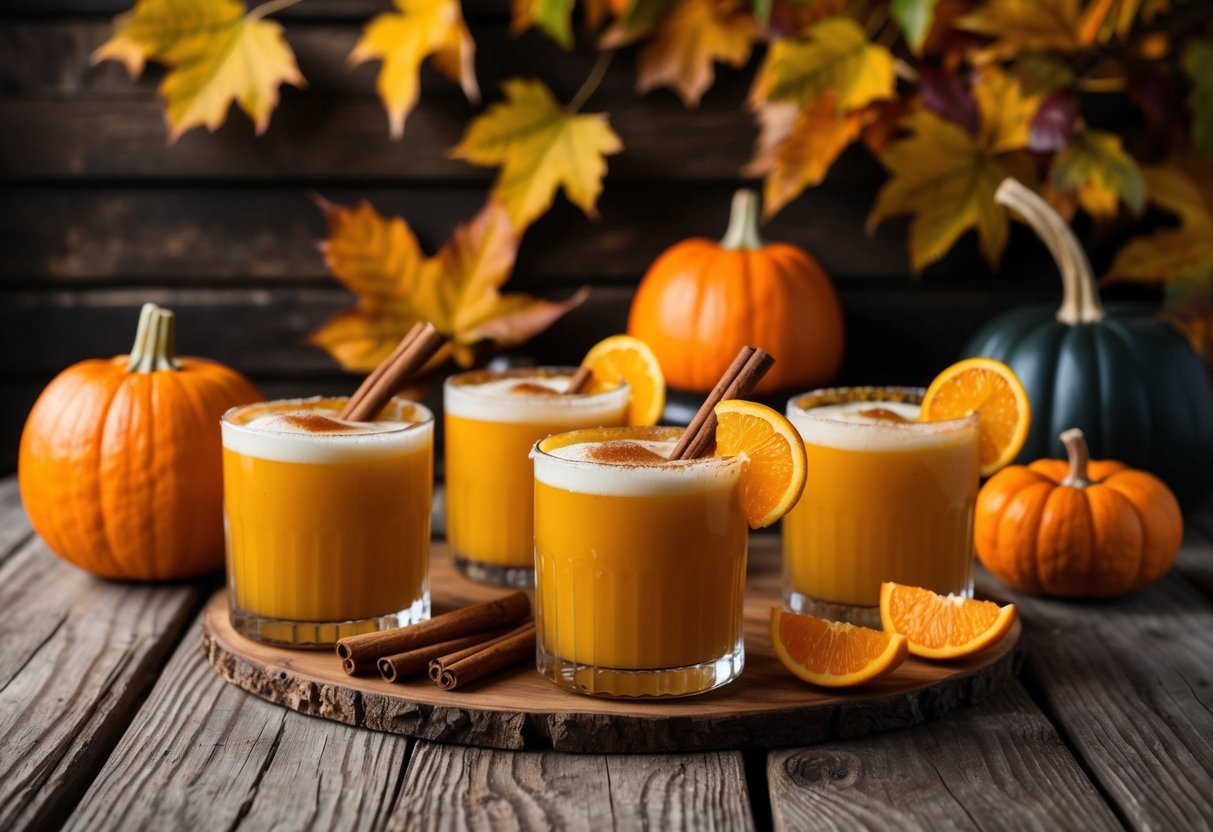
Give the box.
[339,322,447,422]
[433,622,537,691]
[669,346,774,460]
[376,628,510,683]
[336,592,530,675]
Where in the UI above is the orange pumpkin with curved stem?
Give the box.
[18,303,262,581]
[627,189,844,394]
[975,428,1183,598]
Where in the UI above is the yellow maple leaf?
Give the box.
[868,110,1016,271]
[749,16,895,112]
[350,0,479,139]
[957,0,1083,59]
[1107,158,1213,283]
[746,95,867,217]
[1049,128,1144,218]
[450,79,623,232]
[309,199,588,370]
[512,0,576,48]
[635,0,761,107]
[92,0,303,141]
[972,65,1040,154]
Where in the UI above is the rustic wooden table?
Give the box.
[2,473,1212,831]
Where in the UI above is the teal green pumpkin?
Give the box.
[964,179,1213,506]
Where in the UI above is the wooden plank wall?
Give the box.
[0,0,1154,472]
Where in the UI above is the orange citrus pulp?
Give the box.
[770,607,909,688]
[880,582,1016,660]
[713,400,807,528]
[581,335,666,426]
[920,357,1031,476]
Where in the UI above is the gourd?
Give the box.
[964,178,1213,506]
[627,189,844,394]
[975,428,1183,598]
[18,303,262,580]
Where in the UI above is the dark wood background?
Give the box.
[0,0,1158,473]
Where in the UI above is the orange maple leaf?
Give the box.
[309,198,588,370]
[635,0,761,107]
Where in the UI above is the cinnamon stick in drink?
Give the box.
[340,323,447,422]
[670,346,774,460]
[435,622,537,691]
[377,628,510,683]
[340,321,424,419]
[564,365,593,395]
[336,591,530,675]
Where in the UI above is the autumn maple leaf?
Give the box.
[450,79,623,232]
[635,0,761,108]
[1049,128,1144,218]
[957,0,1084,59]
[512,0,577,48]
[867,66,1041,270]
[349,0,479,139]
[309,197,589,370]
[92,0,304,141]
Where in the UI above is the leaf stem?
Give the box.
[567,51,613,114]
[248,0,305,21]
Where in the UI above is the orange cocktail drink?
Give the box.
[221,396,434,646]
[782,387,979,627]
[532,426,748,697]
[444,368,629,587]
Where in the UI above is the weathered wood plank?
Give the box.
[1007,570,1213,830]
[391,742,754,830]
[0,536,205,830]
[0,183,971,284]
[65,619,411,831]
[0,477,33,566]
[768,683,1121,831]
[0,285,1058,379]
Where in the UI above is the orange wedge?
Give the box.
[713,400,807,528]
[581,335,666,426]
[920,357,1031,476]
[770,607,909,688]
[880,582,1016,660]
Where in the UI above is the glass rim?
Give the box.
[220,395,434,440]
[786,385,978,432]
[444,365,630,401]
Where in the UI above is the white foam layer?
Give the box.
[788,399,976,452]
[534,438,743,497]
[222,399,433,463]
[444,369,629,424]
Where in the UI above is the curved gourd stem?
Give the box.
[1060,428,1092,488]
[720,189,765,251]
[127,302,180,373]
[994,178,1104,325]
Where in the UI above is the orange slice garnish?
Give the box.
[880,582,1016,660]
[920,357,1031,476]
[713,400,807,529]
[770,607,909,688]
[581,335,666,426]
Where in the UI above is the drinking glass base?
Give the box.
[783,589,882,629]
[229,593,430,648]
[453,554,535,588]
[536,642,744,698]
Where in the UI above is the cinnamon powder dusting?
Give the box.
[280,413,363,433]
[586,441,668,464]
[856,408,912,424]
[508,382,561,396]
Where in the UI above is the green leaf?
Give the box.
[1050,128,1144,218]
[1184,39,1213,155]
[890,0,939,53]
[512,0,576,48]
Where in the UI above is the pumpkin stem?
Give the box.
[720,189,765,251]
[994,178,1104,326]
[1060,428,1092,488]
[127,302,180,373]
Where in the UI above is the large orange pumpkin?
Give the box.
[627,189,844,394]
[975,428,1183,598]
[19,303,262,580]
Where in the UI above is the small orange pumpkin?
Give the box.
[975,428,1183,598]
[19,303,262,580]
[627,189,844,394]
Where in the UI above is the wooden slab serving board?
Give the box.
[202,538,1021,753]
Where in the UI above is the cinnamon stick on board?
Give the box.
[339,322,447,422]
[336,592,531,675]
[377,628,510,683]
[435,622,537,691]
[564,365,593,395]
[669,346,775,460]
[427,623,531,681]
